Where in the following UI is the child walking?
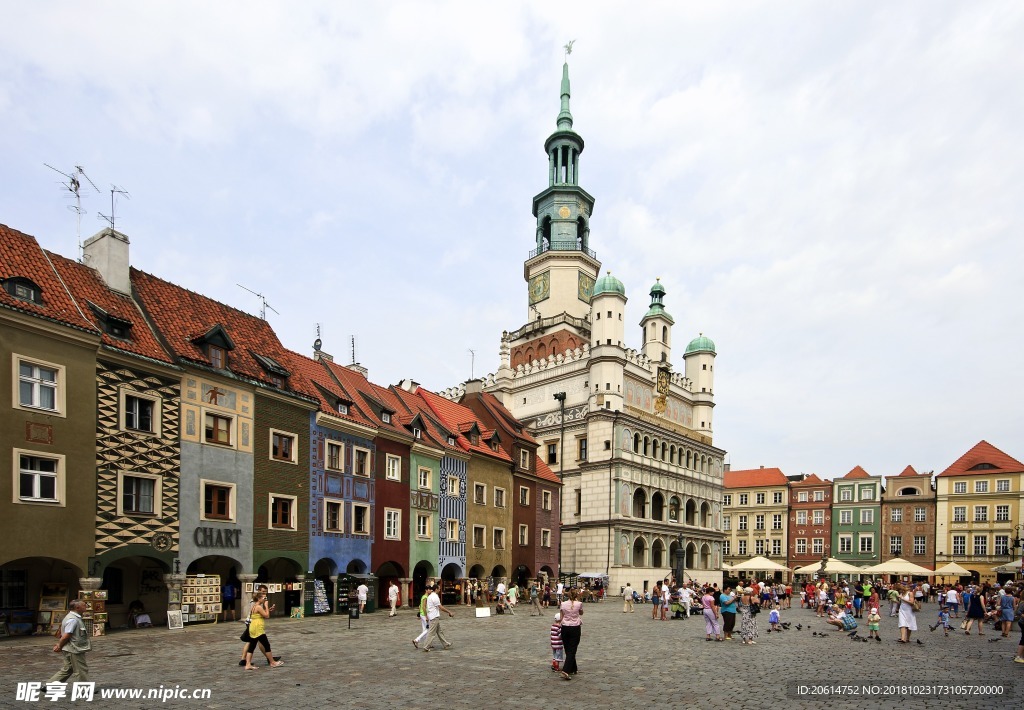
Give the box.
[767,607,781,632]
[550,613,564,672]
[929,606,951,636]
[867,607,881,641]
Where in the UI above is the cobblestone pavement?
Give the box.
[1,600,1021,709]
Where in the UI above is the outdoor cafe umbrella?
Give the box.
[858,557,933,576]
[728,555,791,573]
[933,562,972,577]
[992,559,1022,573]
[792,558,863,576]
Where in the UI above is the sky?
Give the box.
[2,1,1022,480]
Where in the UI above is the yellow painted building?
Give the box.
[723,467,789,579]
[935,441,1024,583]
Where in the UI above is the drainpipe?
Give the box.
[553,392,566,576]
[607,409,620,579]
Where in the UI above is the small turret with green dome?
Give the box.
[684,333,716,355]
[642,278,674,323]
[593,270,625,298]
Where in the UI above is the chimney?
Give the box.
[463,378,484,394]
[82,228,131,295]
[347,363,368,378]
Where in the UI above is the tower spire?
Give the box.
[557,61,573,131]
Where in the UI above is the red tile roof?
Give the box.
[790,473,827,487]
[388,385,461,453]
[281,351,377,429]
[131,268,317,400]
[937,440,1024,477]
[842,465,872,479]
[724,467,789,488]
[47,251,173,364]
[896,465,921,477]
[417,388,511,462]
[0,224,98,334]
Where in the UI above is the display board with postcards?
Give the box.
[36,584,69,636]
[181,575,221,625]
[78,590,108,636]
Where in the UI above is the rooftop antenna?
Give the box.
[351,335,357,365]
[98,185,130,233]
[468,349,476,379]
[236,284,279,320]
[44,163,101,260]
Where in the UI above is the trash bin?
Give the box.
[349,607,359,619]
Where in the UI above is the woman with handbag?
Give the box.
[896,583,918,643]
[739,587,759,645]
[243,590,284,670]
[558,588,584,680]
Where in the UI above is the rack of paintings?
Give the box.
[35,584,69,636]
[78,590,108,636]
[180,575,221,625]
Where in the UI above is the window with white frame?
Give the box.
[541,529,551,548]
[996,479,1010,492]
[739,493,748,505]
[755,492,765,505]
[773,491,784,504]
[974,505,987,522]
[859,486,874,501]
[723,515,731,531]
[858,535,873,554]
[519,486,530,506]
[772,539,782,556]
[14,356,65,415]
[385,454,401,481]
[996,504,1010,522]
[723,494,732,506]
[417,467,431,490]
[860,509,873,525]
[473,525,485,548]
[839,487,852,502]
[890,508,903,523]
[994,535,1009,556]
[953,481,967,494]
[542,490,552,511]
[812,538,824,554]
[973,535,987,556]
[118,471,161,516]
[269,493,297,530]
[204,411,233,447]
[814,490,824,502]
[914,507,926,522]
[813,510,824,525]
[474,483,486,504]
[755,539,765,555]
[952,535,966,555]
[352,503,370,534]
[14,450,65,505]
[953,506,967,522]
[120,390,160,435]
[270,430,297,464]
[755,514,765,530]
[796,538,807,554]
[385,508,401,539]
[518,524,528,546]
[381,411,391,424]
[913,536,926,556]
[353,447,371,476]
[200,479,235,522]
[446,518,458,542]
[416,513,430,539]
[722,540,731,556]
[838,535,853,554]
[447,475,459,497]
[839,510,852,525]
[737,540,747,556]
[798,491,808,503]
[326,441,344,471]
[519,450,530,470]
[796,511,807,525]
[324,499,343,532]
[738,515,747,531]
[493,527,505,549]
[772,514,782,530]
[494,487,506,508]
[975,480,988,493]
[890,536,902,555]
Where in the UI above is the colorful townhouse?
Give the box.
[722,467,789,577]
[880,466,935,570]
[831,466,883,569]
[787,473,833,571]
[935,441,1024,584]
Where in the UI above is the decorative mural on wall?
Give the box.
[624,379,694,429]
[180,377,253,453]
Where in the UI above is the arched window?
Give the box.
[700,544,711,570]
[700,502,711,527]
[662,325,667,342]
[651,492,665,521]
[686,451,692,469]
[661,442,667,461]
[898,487,920,496]
[643,437,650,456]
[685,499,696,526]
[632,537,646,567]
[668,497,681,522]
[632,488,647,518]
[633,433,640,453]
[669,445,676,464]
[652,539,665,568]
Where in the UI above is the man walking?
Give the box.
[623,582,634,613]
[388,580,400,617]
[420,584,454,651]
[357,581,368,613]
[50,600,90,683]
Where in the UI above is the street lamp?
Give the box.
[674,533,685,585]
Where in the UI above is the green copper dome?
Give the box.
[592,271,625,297]
[649,280,666,296]
[684,333,716,355]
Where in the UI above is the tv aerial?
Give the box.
[43,163,101,260]
[98,185,131,232]
[237,284,279,320]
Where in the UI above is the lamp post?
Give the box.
[674,533,686,585]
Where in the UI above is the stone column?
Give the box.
[400,578,412,608]
[163,573,187,611]
[329,575,339,613]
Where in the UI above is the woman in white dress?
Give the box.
[897,583,918,644]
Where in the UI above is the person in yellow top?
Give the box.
[244,591,284,670]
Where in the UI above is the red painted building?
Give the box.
[787,473,833,570]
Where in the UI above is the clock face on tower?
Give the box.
[577,271,595,303]
[529,272,550,305]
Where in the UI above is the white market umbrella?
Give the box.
[792,558,864,576]
[933,562,972,577]
[729,555,791,573]
[992,560,1022,573]
[859,558,933,576]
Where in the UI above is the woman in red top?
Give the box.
[558,588,584,679]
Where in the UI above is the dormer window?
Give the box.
[447,436,456,446]
[3,277,43,304]
[86,302,132,340]
[491,441,500,453]
[382,412,391,424]
[337,402,349,415]
[209,345,226,369]
[268,375,283,389]
[413,427,421,439]
[251,352,290,388]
